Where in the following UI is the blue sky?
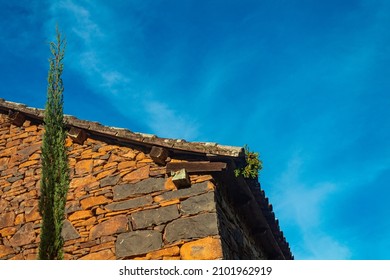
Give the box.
[1,0,389,260]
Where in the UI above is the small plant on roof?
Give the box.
[234,145,263,179]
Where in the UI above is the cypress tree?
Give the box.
[38,27,69,260]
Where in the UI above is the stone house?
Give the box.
[0,99,293,260]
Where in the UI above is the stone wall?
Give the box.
[0,113,225,260]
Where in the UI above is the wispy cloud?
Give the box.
[46,0,200,139]
[271,154,351,259]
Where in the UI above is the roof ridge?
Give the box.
[0,98,244,158]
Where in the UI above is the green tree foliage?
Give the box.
[234,145,263,179]
[38,27,69,260]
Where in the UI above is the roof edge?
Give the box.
[0,98,244,158]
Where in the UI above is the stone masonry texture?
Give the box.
[0,113,226,260]
[0,108,291,260]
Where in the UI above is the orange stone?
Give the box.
[24,125,37,132]
[75,159,94,174]
[96,169,116,180]
[0,245,15,258]
[164,177,177,191]
[70,175,98,189]
[0,212,15,229]
[122,165,150,182]
[80,195,110,209]
[163,256,181,260]
[89,215,127,240]
[0,227,17,237]
[0,157,10,170]
[180,237,223,260]
[146,246,180,259]
[25,206,41,222]
[118,161,136,170]
[19,160,39,168]
[90,241,115,253]
[98,145,118,153]
[122,151,136,159]
[68,210,93,221]
[103,162,117,170]
[159,199,180,207]
[136,152,146,161]
[14,213,24,225]
[79,249,115,260]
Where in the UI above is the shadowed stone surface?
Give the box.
[116,230,162,258]
[9,222,36,247]
[131,205,180,229]
[61,219,80,241]
[105,196,153,211]
[164,213,219,244]
[113,178,165,201]
[100,175,121,187]
[180,192,216,215]
[154,182,209,202]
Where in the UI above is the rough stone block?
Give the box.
[180,237,223,260]
[118,161,136,170]
[105,196,153,211]
[9,222,36,247]
[80,195,110,209]
[0,245,15,259]
[131,205,180,229]
[116,230,162,258]
[100,175,121,187]
[25,205,40,222]
[70,175,98,189]
[89,215,128,240]
[75,159,94,175]
[146,246,180,259]
[79,249,114,260]
[0,212,15,229]
[61,220,80,241]
[68,210,93,221]
[164,213,219,244]
[154,182,209,202]
[122,165,150,182]
[180,192,216,215]
[113,177,165,201]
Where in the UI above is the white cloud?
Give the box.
[271,154,352,259]
[46,0,199,139]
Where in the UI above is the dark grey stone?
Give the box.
[164,212,219,244]
[7,175,24,183]
[131,205,180,230]
[100,175,121,187]
[157,182,209,201]
[105,196,153,211]
[116,230,162,258]
[113,178,165,201]
[61,220,80,241]
[180,192,216,215]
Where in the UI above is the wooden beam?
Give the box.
[68,127,87,144]
[166,161,227,173]
[8,111,25,126]
[149,146,169,165]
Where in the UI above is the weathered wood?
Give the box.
[68,127,87,144]
[166,161,227,173]
[149,146,169,165]
[8,111,25,126]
